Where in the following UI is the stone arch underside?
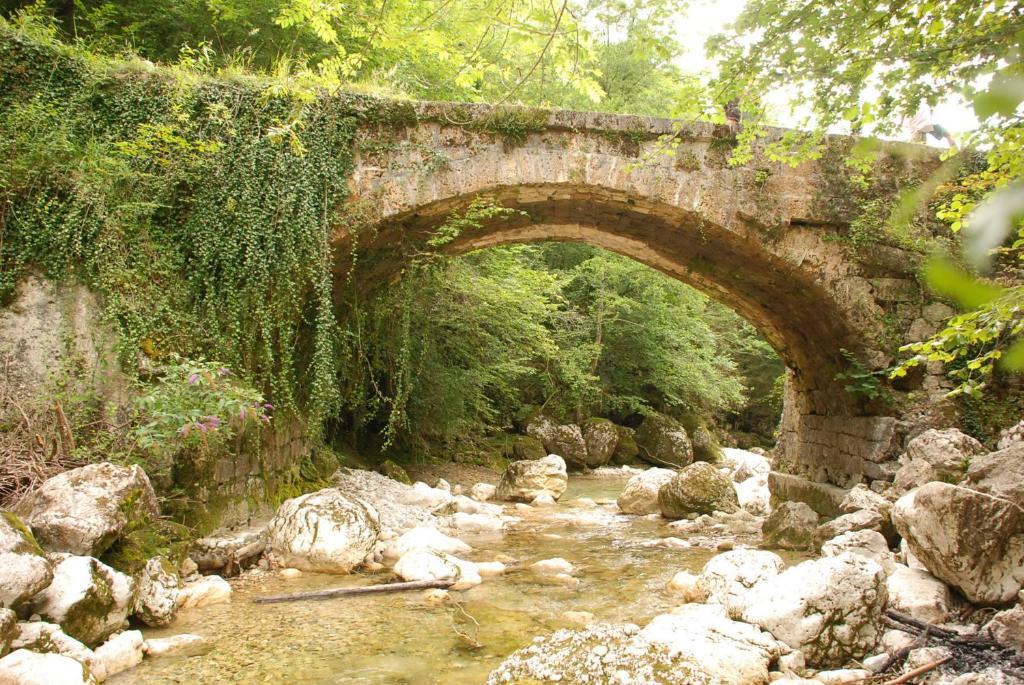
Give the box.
[336,107,946,496]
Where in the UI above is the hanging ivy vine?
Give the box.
[0,25,368,425]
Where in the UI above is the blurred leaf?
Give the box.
[925,259,1005,309]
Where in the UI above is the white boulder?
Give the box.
[176,574,231,609]
[734,553,887,667]
[29,555,134,647]
[393,550,480,590]
[892,482,1024,604]
[469,483,497,501]
[132,557,179,627]
[735,475,771,516]
[761,501,818,551]
[495,455,568,502]
[530,558,574,576]
[143,633,206,658]
[821,530,896,575]
[963,445,1024,508]
[616,468,675,515]
[885,565,952,624]
[382,526,471,562]
[10,621,95,674]
[265,489,380,574]
[0,649,95,685]
[17,463,158,556]
[0,512,52,609]
[452,512,505,532]
[696,550,784,609]
[893,428,986,492]
[984,604,1024,652]
[92,630,143,681]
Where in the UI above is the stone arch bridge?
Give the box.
[337,102,955,509]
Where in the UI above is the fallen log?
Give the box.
[253,579,454,604]
[882,656,952,685]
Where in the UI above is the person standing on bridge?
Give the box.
[901,106,957,149]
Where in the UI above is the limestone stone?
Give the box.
[0,512,52,610]
[963,445,1024,508]
[735,475,771,516]
[893,428,986,492]
[143,634,206,658]
[885,565,952,624]
[0,649,95,685]
[176,575,231,609]
[688,422,722,463]
[616,468,675,515]
[29,555,135,647]
[767,473,845,518]
[821,529,895,575]
[892,482,1024,604]
[9,621,95,673]
[983,604,1024,652]
[667,571,706,603]
[331,468,450,533]
[495,455,568,502]
[814,669,871,684]
[525,416,589,470]
[531,493,557,507]
[0,610,13,657]
[401,482,454,511]
[723,448,771,483]
[581,418,619,467]
[635,413,693,468]
[132,557,179,627]
[486,604,784,685]
[761,501,818,551]
[839,484,892,518]
[452,512,505,532]
[696,549,783,609]
[997,420,1024,450]
[17,463,158,556]
[658,461,739,519]
[814,509,884,547]
[734,553,887,668]
[393,551,480,590]
[530,558,574,576]
[92,630,143,681]
[382,526,471,562]
[265,489,380,574]
[469,483,497,502]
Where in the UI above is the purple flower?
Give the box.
[195,422,208,433]
[177,424,190,436]
[239,407,246,421]
[263,403,274,411]
[260,414,271,424]
[188,373,200,385]
[205,415,221,429]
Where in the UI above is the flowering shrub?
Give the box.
[134,356,271,471]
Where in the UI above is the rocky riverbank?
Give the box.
[0,422,1022,683]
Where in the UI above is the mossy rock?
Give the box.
[512,435,547,461]
[634,413,693,468]
[657,462,738,519]
[611,425,640,465]
[100,517,192,576]
[376,460,412,485]
[679,416,722,463]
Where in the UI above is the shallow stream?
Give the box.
[114,476,789,684]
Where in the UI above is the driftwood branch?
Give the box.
[882,656,952,685]
[53,400,75,457]
[253,579,454,604]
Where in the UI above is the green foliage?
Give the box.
[0,22,358,429]
[836,349,890,402]
[340,242,757,454]
[133,356,271,475]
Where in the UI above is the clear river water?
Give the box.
[113,475,796,685]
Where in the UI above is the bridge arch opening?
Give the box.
[334,181,904,491]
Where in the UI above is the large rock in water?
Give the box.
[635,413,693,467]
[17,463,159,556]
[0,512,52,610]
[761,501,818,551]
[29,555,135,647]
[658,462,738,519]
[893,428,986,492]
[495,455,568,502]
[525,416,589,470]
[265,489,380,574]
[734,553,887,668]
[616,468,675,515]
[486,604,784,685]
[891,482,1024,604]
[963,445,1024,508]
[581,418,619,467]
[611,425,640,465]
